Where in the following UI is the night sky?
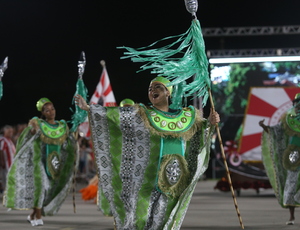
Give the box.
[1,0,300,128]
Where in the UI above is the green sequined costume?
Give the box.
[90,104,214,230]
[261,111,300,208]
[3,117,78,216]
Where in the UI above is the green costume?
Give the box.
[3,117,78,216]
[89,103,214,230]
[261,109,300,208]
[112,3,214,227]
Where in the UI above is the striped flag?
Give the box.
[238,87,300,161]
[0,136,15,169]
[79,62,117,137]
[90,63,117,106]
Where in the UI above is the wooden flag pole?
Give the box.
[208,89,245,229]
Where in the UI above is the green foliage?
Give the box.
[215,63,267,116]
[273,62,300,74]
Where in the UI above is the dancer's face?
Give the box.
[4,127,13,139]
[148,82,170,107]
[42,103,56,120]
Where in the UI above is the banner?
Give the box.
[90,66,117,106]
[79,64,117,137]
[238,87,300,161]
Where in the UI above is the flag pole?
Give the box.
[209,89,245,229]
[184,1,244,229]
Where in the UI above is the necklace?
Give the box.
[145,105,195,132]
[39,120,66,139]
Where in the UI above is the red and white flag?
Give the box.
[79,63,117,137]
[0,137,16,169]
[90,65,117,106]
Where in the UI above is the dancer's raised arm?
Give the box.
[74,94,90,111]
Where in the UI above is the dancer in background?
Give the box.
[0,125,15,193]
[259,93,300,225]
[12,123,28,145]
[78,137,92,181]
[4,98,78,226]
[75,76,219,229]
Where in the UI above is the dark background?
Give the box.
[1,0,300,127]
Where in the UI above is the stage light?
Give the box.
[209,56,300,64]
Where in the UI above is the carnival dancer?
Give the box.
[259,93,300,225]
[75,76,219,229]
[3,98,78,227]
[0,125,15,193]
[117,1,245,228]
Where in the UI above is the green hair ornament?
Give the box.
[119,4,210,109]
[36,97,52,111]
[120,98,135,107]
[70,51,88,132]
[0,57,8,100]
[150,76,173,95]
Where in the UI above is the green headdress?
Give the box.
[36,97,52,111]
[120,98,135,107]
[150,76,173,96]
[119,2,210,110]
